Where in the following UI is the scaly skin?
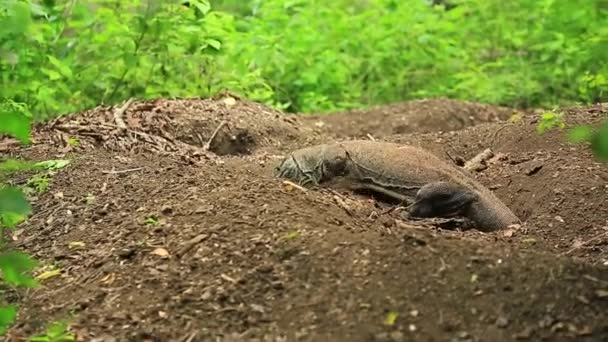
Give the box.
[275,140,520,232]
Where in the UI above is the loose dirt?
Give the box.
[2,94,607,342]
[301,98,522,140]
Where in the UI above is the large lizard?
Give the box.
[275,140,520,232]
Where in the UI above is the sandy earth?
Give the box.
[2,94,607,341]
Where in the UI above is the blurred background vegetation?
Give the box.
[1,0,607,119]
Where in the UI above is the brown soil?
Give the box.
[3,95,608,342]
[301,98,523,140]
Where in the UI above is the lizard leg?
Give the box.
[408,181,478,218]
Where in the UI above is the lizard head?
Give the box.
[409,181,478,218]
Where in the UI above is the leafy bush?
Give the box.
[0,0,274,121]
[225,0,608,112]
[2,0,606,118]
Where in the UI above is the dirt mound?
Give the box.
[36,92,315,160]
[387,103,608,263]
[4,99,608,341]
[301,98,523,139]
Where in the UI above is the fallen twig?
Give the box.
[101,167,144,175]
[332,194,353,216]
[380,205,408,215]
[113,97,134,130]
[464,148,494,172]
[563,231,608,256]
[177,234,210,258]
[204,121,227,150]
[282,180,308,193]
[366,133,376,141]
[180,331,198,342]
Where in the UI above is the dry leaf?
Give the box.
[151,247,170,257]
[36,269,62,280]
[384,311,399,326]
[100,273,116,285]
[69,241,86,249]
[595,289,608,298]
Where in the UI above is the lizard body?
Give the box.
[275,140,520,232]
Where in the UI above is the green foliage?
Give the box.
[0,251,38,288]
[29,321,75,342]
[224,0,608,112]
[3,0,606,117]
[0,103,39,335]
[0,101,32,144]
[0,186,32,228]
[569,121,608,161]
[0,305,17,336]
[0,0,273,120]
[537,111,565,135]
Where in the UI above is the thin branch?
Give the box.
[113,97,134,129]
[204,121,227,150]
[563,231,608,256]
[101,167,143,175]
[106,0,152,102]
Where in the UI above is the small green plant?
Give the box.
[25,174,50,194]
[29,321,75,342]
[144,215,159,225]
[536,111,566,135]
[66,138,79,147]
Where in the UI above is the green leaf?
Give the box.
[590,121,608,161]
[0,212,28,229]
[34,160,71,170]
[0,159,39,176]
[6,2,32,35]
[567,125,593,143]
[0,305,17,336]
[47,55,73,79]
[206,39,222,50]
[0,250,38,288]
[0,186,32,228]
[0,111,32,144]
[191,0,211,15]
[30,320,75,342]
[41,68,62,81]
[383,311,399,326]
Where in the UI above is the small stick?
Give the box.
[177,234,210,258]
[366,133,376,141]
[464,148,494,172]
[445,150,461,166]
[220,273,238,284]
[101,167,143,174]
[332,195,353,216]
[204,121,227,150]
[180,331,198,342]
[113,97,134,129]
[563,231,608,256]
[282,180,308,193]
[380,205,408,215]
